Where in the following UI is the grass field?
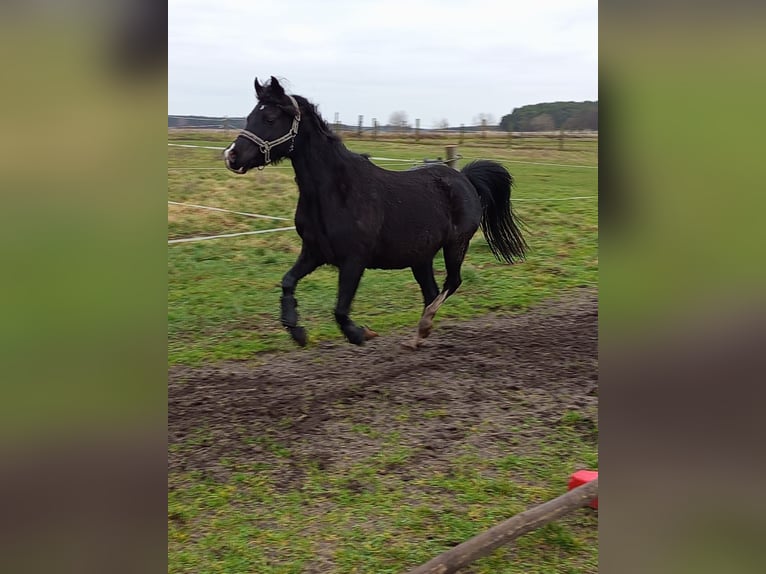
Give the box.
[168,130,598,573]
[168,131,597,365]
[169,419,599,574]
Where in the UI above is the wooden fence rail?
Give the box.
[405,478,598,574]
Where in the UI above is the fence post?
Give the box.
[459,124,464,144]
[507,129,512,149]
[445,145,458,170]
[559,128,564,151]
[373,118,378,140]
[334,112,340,133]
[358,115,363,137]
[415,118,420,142]
[481,118,487,139]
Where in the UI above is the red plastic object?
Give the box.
[568,470,598,509]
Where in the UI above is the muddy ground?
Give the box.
[169,289,598,487]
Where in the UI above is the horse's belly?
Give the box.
[369,231,443,269]
[368,257,411,270]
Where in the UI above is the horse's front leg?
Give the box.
[281,247,321,346]
[334,260,378,345]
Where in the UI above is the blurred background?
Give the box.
[0,1,167,573]
[600,5,766,573]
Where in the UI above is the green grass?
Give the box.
[168,130,598,573]
[168,131,597,365]
[169,424,598,574]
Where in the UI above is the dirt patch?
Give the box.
[169,289,597,486]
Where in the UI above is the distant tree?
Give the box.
[588,107,598,130]
[388,110,409,128]
[500,101,598,132]
[565,104,597,130]
[529,113,555,131]
[473,112,495,127]
[433,118,449,129]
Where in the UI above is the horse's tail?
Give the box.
[461,160,528,264]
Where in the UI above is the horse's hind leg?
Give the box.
[411,261,439,307]
[281,248,321,346]
[406,261,440,347]
[334,260,378,345]
[409,242,468,348]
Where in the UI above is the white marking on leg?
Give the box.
[423,291,448,319]
[412,290,449,346]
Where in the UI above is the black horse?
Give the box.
[224,76,527,348]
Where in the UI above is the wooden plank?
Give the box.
[406,478,598,574]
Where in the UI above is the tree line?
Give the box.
[168,100,598,132]
[499,101,598,132]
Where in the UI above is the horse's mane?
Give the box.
[257,80,341,143]
[256,80,373,168]
[293,96,342,143]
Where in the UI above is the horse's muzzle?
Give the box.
[223,144,246,174]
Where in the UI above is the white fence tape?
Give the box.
[168,144,597,244]
[168,143,226,151]
[169,226,296,245]
[169,143,598,170]
[168,201,290,221]
[513,196,597,202]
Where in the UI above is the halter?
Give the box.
[237,95,301,168]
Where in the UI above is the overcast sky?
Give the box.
[169,0,597,127]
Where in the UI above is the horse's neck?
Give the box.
[289,130,350,263]
[290,133,347,196]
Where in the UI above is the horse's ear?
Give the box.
[254,77,264,98]
[269,76,285,97]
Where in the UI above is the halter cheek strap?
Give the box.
[238,95,301,167]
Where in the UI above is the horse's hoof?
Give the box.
[289,326,307,347]
[401,337,424,350]
[417,316,434,339]
[363,326,378,340]
[344,326,368,346]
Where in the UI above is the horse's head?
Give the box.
[224,76,301,174]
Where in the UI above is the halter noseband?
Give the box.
[237,95,301,168]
